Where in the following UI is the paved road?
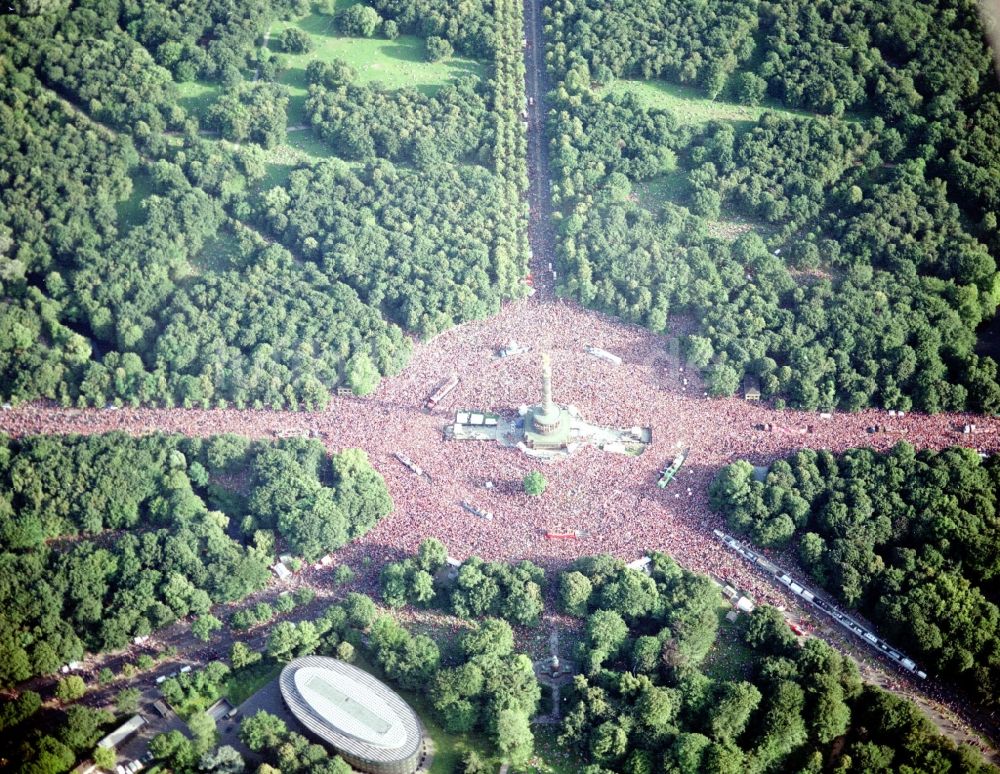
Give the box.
[522,0,557,297]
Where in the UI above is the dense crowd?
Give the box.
[3,294,1000,758]
[2,298,997,598]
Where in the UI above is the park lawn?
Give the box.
[406,683,580,774]
[517,726,585,774]
[256,141,361,192]
[177,80,221,122]
[706,215,781,242]
[634,169,688,211]
[700,604,756,682]
[116,168,156,231]
[268,14,486,125]
[266,130,339,166]
[604,79,813,128]
[409,688,491,774]
[192,228,243,274]
[635,166,780,242]
[702,634,756,682]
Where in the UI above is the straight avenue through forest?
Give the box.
[523,0,556,297]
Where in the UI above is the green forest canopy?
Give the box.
[545,0,1000,412]
[0,432,390,686]
[710,443,1000,713]
[0,0,528,408]
[554,551,996,774]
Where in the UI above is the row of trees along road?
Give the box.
[0,0,528,408]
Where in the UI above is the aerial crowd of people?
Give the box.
[3,294,1000,754]
[2,297,997,600]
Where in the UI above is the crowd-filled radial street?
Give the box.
[3,296,999,611]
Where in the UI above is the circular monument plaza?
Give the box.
[5,297,998,610]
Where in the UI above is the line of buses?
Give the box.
[714,529,928,680]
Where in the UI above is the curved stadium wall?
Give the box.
[279,656,423,774]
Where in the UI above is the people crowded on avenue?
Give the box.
[2,296,996,603]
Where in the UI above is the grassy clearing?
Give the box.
[518,727,584,774]
[634,170,688,211]
[701,604,755,682]
[255,137,363,191]
[177,80,221,121]
[634,162,780,242]
[409,688,491,773]
[268,14,486,125]
[706,216,780,242]
[192,229,243,274]
[408,687,579,774]
[604,79,813,128]
[116,169,156,231]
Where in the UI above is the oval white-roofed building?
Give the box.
[279,656,423,774]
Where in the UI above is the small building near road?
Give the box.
[626,557,651,575]
[736,595,756,613]
[271,562,292,581]
[436,556,463,584]
[207,699,234,722]
[97,715,146,750]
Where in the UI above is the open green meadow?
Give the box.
[147,10,490,205]
[635,172,779,242]
[634,170,687,210]
[700,604,756,682]
[192,229,243,274]
[604,79,813,128]
[625,88,797,241]
[116,168,156,231]
[256,130,344,190]
[269,14,485,125]
[177,80,222,121]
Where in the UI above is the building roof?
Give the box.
[97,715,146,749]
[626,557,651,575]
[207,698,234,721]
[271,562,292,580]
[279,657,421,766]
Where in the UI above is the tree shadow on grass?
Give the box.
[295,13,337,37]
[450,60,486,79]
[380,40,426,64]
[285,93,308,126]
[176,83,220,120]
[280,66,308,92]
